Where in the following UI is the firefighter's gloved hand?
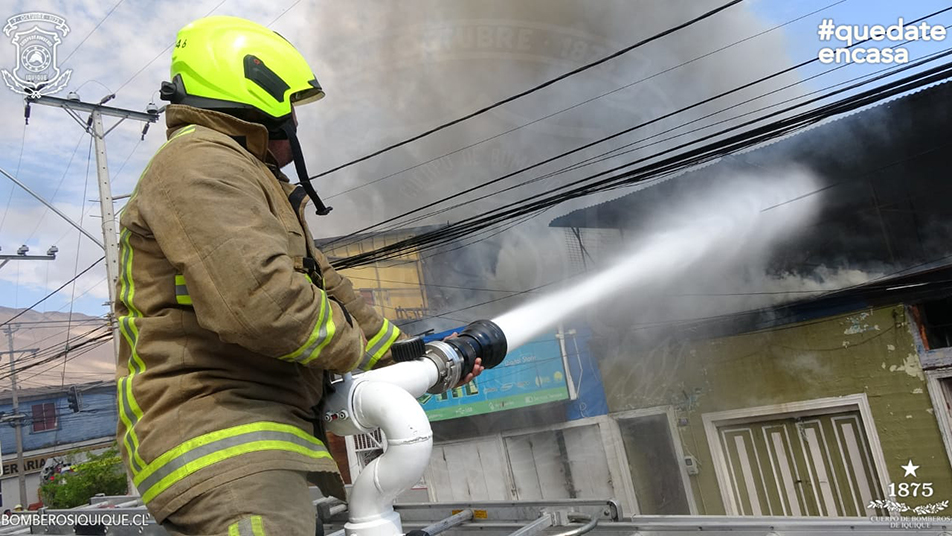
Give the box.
[444,332,485,388]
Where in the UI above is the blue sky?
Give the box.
[1,0,951,320]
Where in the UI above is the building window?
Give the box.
[919,297,952,349]
[32,403,56,433]
[359,289,375,306]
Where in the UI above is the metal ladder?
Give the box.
[2,496,947,535]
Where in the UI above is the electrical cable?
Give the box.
[15,338,111,386]
[307,0,745,183]
[60,138,96,393]
[357,53,867,238]
[61,0,125,65]
[53,276,108,314]
[114,0,230,94]
[323,0,846,201]
[3,324,111,369]
[357,81,952,328]
[0,124,28,234]
[333,57,952,269]
[345,275,536,294]
[110,138,143,185]
[0,257,106,329]
[323,5,952,249]
[0,324,111,370]
[267,0,304,27]
[24,132,89,243]
[374,55,952,258]
[0,332,112,383]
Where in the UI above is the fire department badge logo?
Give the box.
[1,12,71,96]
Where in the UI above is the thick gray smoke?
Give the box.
[292,1,815,331]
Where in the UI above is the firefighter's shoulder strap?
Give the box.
[287,183,324,288]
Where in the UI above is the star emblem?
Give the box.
[900,460,919,478]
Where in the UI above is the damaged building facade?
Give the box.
[540,80,952,515]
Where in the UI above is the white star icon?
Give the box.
[900,460,919,478]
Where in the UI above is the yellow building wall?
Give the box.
[320,233,429,326]
[599,305,952,515]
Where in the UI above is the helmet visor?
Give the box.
[292,79,325,105]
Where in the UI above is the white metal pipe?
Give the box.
[358,358,440,398]
[345,380,434,536]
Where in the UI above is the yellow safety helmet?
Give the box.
[159,16,333,215]
[160,16,324,123]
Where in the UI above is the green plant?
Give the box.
[39,447,128,509]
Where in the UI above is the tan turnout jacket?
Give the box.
[115,105,401,522]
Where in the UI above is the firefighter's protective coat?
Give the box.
[115,105,402,522]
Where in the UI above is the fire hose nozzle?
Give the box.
[389,319,508,394]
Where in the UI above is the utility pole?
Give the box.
[0,243,68,504]
[27,93,160,359]
[2,325,37,508]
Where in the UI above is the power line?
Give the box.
[267,0,304,27]
[324,0,846,201]
[3,324,111,369]
[389,54,952,254]
[0,257,106,329]
[331,53,889,260]
[53,276,108,314]
[344,274,535,294]
[0,332,113,384]
[349,48,867,239]
[59,135,96,390]
[1,320,104,327]
[24,132,89,244]
[462,40,952,216]
[111,139,143,185]
[408,177,952,331]
[323,5,952,250]
[333,55,952,269]
[61,0,125,65]
[307,0,745,183]
[0,124,28,235]
[5,324,110,369]
[15,337,109,385]
[15,321,108,362]
[114,0,230,94]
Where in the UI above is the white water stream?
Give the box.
[493,170,822,350]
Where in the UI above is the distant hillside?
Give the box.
[0,307,115,388]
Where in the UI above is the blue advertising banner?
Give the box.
[418,333,570,421]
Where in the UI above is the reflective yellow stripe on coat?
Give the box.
[278,287,336,366]
[117,228,148,474]
[229,516,266,536]
[174,274,191,305]
[134,422,331,504]
[116,125,197,475]
[358,319,400,371]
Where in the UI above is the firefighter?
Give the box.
[115,16,482,535]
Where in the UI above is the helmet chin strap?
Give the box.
[281,121,332,216]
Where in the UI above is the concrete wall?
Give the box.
[598,305,952,514]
